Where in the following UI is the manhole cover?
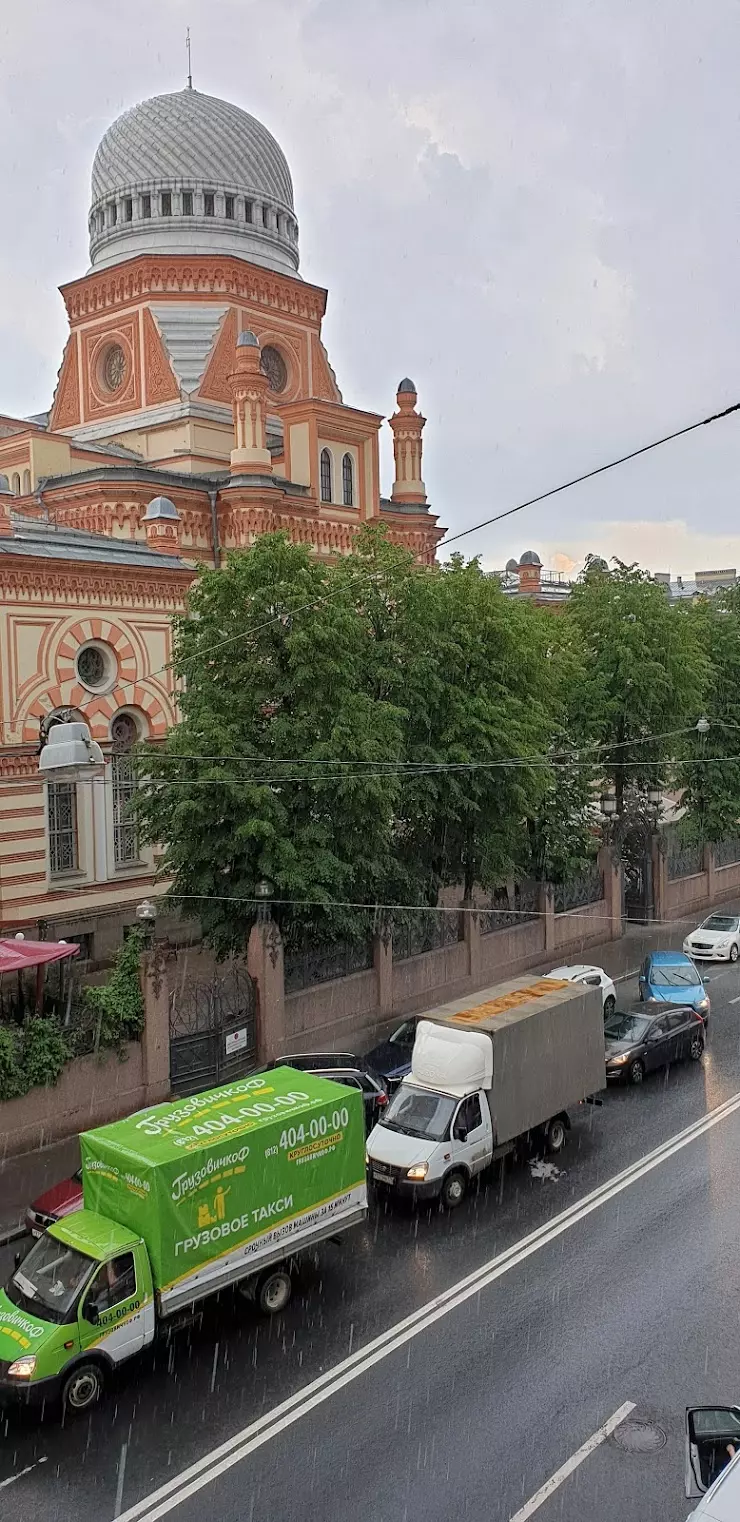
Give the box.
[612,1419,667,1454]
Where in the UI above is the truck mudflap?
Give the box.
[159,1198,367,1317]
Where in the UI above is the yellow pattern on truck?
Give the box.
[451,978,571,1024]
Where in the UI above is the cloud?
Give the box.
[539,519,740,578]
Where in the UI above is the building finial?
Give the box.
[186,26,193,89]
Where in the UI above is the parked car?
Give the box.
[638,949,710,1028]
[26,1168,83,1237]
[363,1018,418,1091]
[604,1002,705,1085]
[268,1052,388,1133]
[684,912,740,963]
[685,1404,740,1515]
[548,963,617,1018]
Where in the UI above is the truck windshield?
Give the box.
[6,1234,95,1325]
[381,1083,457,1141]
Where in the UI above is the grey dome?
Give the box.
[398,377,416,393]
[505,558,519,572]
[88,89,299,277]
[237,329,259,347]
[519,549,541,566]
[144,495,180,521]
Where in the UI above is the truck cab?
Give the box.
[367,1079,493,1207]
[0,1210,154,1415]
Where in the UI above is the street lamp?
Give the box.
[600,789,617,819]
[38,721,105,781]
[647,787,663,808]
[696,716,710,736]
[254,878,275,922]
[136,898,157,948]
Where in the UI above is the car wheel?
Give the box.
[545,1117,567,1154]
[689,1033,705,1062]
[603,994,616,1019]
[629,1058,645,1086]
[255,1266,292,1315]
[731,943,739,963]
[62,1361,105,1415]
[441,1170,467,1209]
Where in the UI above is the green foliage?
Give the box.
[564,559,708,808]
[19,1018,72,1091]
[0,1027,23,1102]
[81,930,145,1050]
[676,587,740,841]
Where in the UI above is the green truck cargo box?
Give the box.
[80,1067,367,1313]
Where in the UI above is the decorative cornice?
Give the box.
[0,560,193,608]
[60,256,328,329]
[0,752,39,779]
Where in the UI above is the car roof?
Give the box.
[649,949,693,964]
[549,964,602,978]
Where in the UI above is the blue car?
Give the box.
[638,950,710,1029]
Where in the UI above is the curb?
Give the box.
[614,969,640,984]
[0,1221,27,1248]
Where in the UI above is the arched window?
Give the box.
[342,453,354,507]
[22,470,31,495]
[320,449,333,504]
[111,713,141,868]
[11,474,20,495]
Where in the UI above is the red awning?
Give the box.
[0,939,80,973]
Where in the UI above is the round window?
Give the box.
[76,644,113,691]
[260,345,288,394]
[111,713,138,750]
[101,343,127,394]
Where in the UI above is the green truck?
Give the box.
[0,1067,367,1416]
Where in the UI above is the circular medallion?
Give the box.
[260,345,288,394]
[102,343,127,393]
[76,645,109,690]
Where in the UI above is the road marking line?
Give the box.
[729,995,740,1004]
[507,1402,636,1521]
[116,1088,740,1522]
[0,1457,48,1490]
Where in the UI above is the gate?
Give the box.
[169,960,257,1096]
[621,815,655,925]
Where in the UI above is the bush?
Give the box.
[81,929,145,1052]
[20,1018,71,1091]
[0,1027,22,1102]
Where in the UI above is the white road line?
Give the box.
[507,1402,636,1521]
[116,1088,740,1522]
[729,995,740,1004]
[0,1457,48,1490]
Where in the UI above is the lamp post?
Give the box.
[254,879,275,923]
[136,898,157,949]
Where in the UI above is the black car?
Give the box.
[363,1019,418,1091]
[604,1002,705,1086]
[268,1052,389,1133]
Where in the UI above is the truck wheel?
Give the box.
[62,1361,105,1415]
[545,1117,567,1154]
[256,1267,292,1315]
[441,1170,467,1209]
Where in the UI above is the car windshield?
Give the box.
[389,1022,415,1048]
[6,1233,95,1324]
[381,1083,457,1140]
[604,1013,652,1043]
[649,963,700,987]
[703,916,739,933]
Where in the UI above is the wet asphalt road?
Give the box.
[3,942,740,1522]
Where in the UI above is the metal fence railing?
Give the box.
[715,836,740,869]
[284,939,374,994]
[479,881,539,935]
[392,910,462,963]
[553,867,604,915]
[668,842,704,880]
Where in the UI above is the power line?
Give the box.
[439,399,740,549]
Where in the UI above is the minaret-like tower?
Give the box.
[389,377,427,505]
[228,330,273,476]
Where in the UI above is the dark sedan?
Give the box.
[605,1003,705,1085]
[363,1018,418,1090]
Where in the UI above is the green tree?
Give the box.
[564,559,708,810]
[526,614,601,883]
[678,588,740,841]
[136,532,407,955]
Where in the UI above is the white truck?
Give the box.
[366,973,605,1208]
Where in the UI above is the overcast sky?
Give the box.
[3,0,740,575]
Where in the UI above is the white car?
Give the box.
[683,913,740,963]
[548,963,616,1017]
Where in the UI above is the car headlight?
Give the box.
[697,997,710,1011]
[406,1162,429,1181]
[7,1355,36,1379]
[608,1053,630,1065]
